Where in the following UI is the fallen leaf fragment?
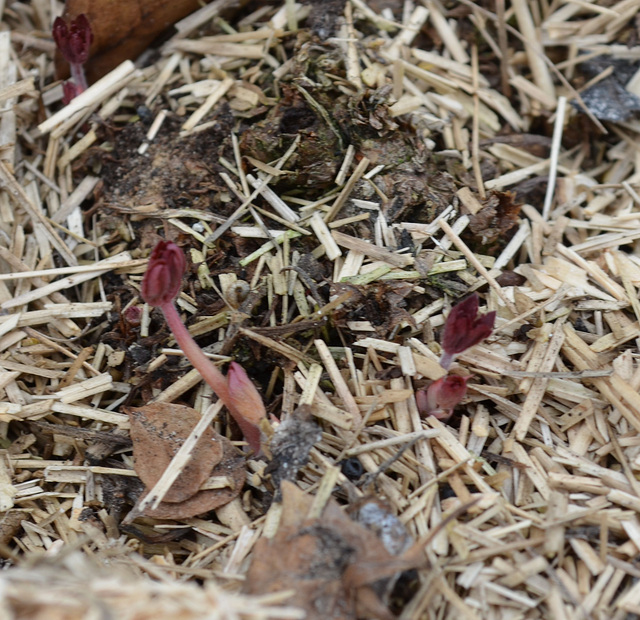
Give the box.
[244,482,422,620]
[128,402,223,503]
[467,190,521,250]
[265,405,321,500]
[56,0,252,83]
[127,402,245,519]
[141,437,246,519]
[55,0,203,83]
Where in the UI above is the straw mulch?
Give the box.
[1,0,640,618]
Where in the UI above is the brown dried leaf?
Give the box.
[56,0,201,82]
[128,402,223,504]
[330,281,415,338]
[141,437,246,519]
[244,482,423,620]
[467,190,521,250]
[56,1,251,83]
[0,512,23,546]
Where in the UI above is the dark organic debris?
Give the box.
[244,482,423,620]
[573,57,640,122]
[265,405,322,500]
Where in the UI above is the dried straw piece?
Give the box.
[4,1,640,616]
[182,77,234,132]
[315,339,362,427]
[512,0,555,97]
[512,321,566,440]
[0,161,77,266]
[323,157,369,223]
[1,252,136,310]
[439,219,517,314]
[38,61,137,135]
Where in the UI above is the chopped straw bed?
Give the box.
[2,0,640,618]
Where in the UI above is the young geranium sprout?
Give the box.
[61,81,82,105]
[227,362,268,434]
[440,293,496,370]
[416,375,471,421]
[141,240,265,453]
[52,13,93,102]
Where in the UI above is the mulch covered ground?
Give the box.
[1,0,640,618]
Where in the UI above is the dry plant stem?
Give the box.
[160,301,260,452]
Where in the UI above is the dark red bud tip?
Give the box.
[53,14,93,66]
[124,305,142,326]
[61,81,81,104]
[416,375,471,419]
[441,293,496,357]
[141,240,187,307]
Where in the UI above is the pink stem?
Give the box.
[160,301,261,453]
[439,351,454,370]
[70,63,88,92]
[160,301,231,404]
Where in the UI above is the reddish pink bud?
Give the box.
[141,240,187,307]
[61,81,81,104]
[440,294,495,369]
[53,14,93,66]
[140,242,265,455]
[124,305,142,326]
[227,362,266,453]
[227,362,266,426]
[416,375,471,420]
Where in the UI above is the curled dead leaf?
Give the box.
[127,402,245,519]
[128,402,223,503]
[141,437,246,519]
[467,190,521,250]
[244,482,422,620]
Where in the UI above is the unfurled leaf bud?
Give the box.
[141,240,187,307]
[416,375,471,421]
[440,293,496,369]
[53,14,93,66]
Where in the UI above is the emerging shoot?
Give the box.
[440,293,496,370]
[52,13,93,102]
[416,375,471,421]
[141,240,265,453]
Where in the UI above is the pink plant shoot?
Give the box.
[141,240,186,306]
[440,293,496,370]
[226,362,265,453]
[416,375,471,421]
[123,305,142,327]
[141,240,265,453]
[53,14,93,100]
[62,81,81,105]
